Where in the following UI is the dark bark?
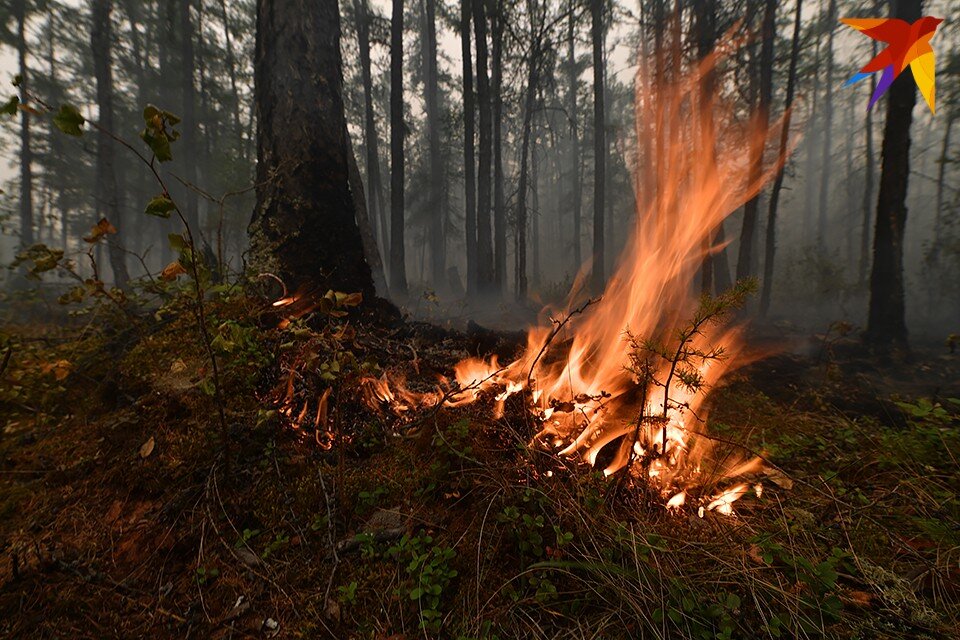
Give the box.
[91,0,130,288]
[865,0,921,348]
[566,0,582,272]
[816,0,837,246]
[760,0,802,316]
[737,0,775,282]
[473,0,495,292]
[249,0,374,297]
[589,0,605,293]
[389,0,408,295]
[16,0,33,250]
[424,0,445,288]
[461,0,477,293]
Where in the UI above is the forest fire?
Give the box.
[344,53,787,517]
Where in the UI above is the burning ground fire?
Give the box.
[276,48,787,516]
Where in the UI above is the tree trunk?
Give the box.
[473,0,495,292]
[389,0,408,296]
[590,0,605,293]
[516,12,540,299]
[858,40,878,286]
[347,131,388,295]
[249,0,374,298]
[865,0,921,348]
[737,0,775,282]
[218,0,246,159]
[566,0,582,272]
[179,0,200,234]
[91,0,130,288]
[16,0,33,251]
[934,113,954,241]
[424,0,445,289]
[816,0,837,247]
[354,0,390,267]
[461,0,477,294]
[760,0,802,316]
[491,1,506,293]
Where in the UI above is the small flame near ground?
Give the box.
[286,45,788,517]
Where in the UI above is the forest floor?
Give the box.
[0,289,958,639]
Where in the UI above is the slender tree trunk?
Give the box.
[491,0,506,292]
[249,0,374,297]
[590,0,605,293]
[803,6,823,246]
[423,0,444,289]
[16,0,33,251]
[473,0,495,292]
[354,0,389,266]
[816,0,837,248]
[934,113,954,241]
[760,0,802,316]
[865,0,921,348]
[516,12,541,299]
[566,0,582,272]
[737,0,775,281]
[389,0,408,295]
[531,122,541,288]
[461,0,477,294]
[218,0,246,159]
[178,0,200,236]
[347,131,388,294]
[859,39,878,286]
[92,0,130,288]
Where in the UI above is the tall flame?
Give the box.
[360,46,785,514]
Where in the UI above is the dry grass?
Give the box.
[1,298,957,639]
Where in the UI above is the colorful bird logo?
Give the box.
[842,16,943,113]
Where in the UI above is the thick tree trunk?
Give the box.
[737,0,775,282]
[461,0,477,294]
[816,0,837,247]
[865,0,921,348]
[566,0,582,272]
[389,0,408,296]
[760,0,802,316]
[590,0,605,293]
[16,1,33,250]
[249,0,374,298]
[424,0,445,289]
[92,0,130,288]
[473,0,495,292]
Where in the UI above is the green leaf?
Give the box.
[145,195,176,218]
[140,129,172,162]
[53,104,85,136]
[0,95,19,116]
[168,233,187,251]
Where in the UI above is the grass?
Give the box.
[0,292,957,639]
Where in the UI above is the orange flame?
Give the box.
[329,46,784,515]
